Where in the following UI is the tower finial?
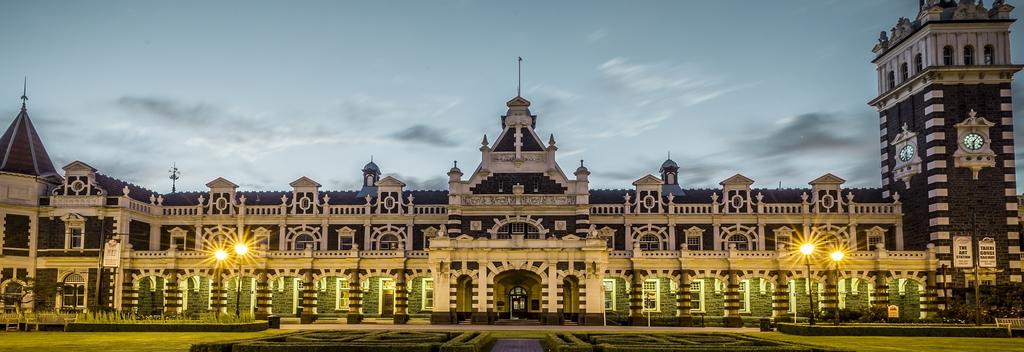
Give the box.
[168,162,181,193]
[517,56,523,97]
[20,76,27,110]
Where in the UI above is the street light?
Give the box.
[799,242,816,326]
[233,244,249,317]
[829,250,845,326]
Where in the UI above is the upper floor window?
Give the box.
[378,233,400,250]
[685,235,702,251]
[984,45,995,65]
[887,71,896,90]
[293,233,317,251]
[914,53,923,73]
[943,46,954,65]
[638,234,662,251]
[727,234,750,251]
[963,45,975,65]
[497,222,541,239]
[900,62,909,81]
[70,228,84,250]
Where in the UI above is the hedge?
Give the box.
[776,323,1010,337]
[199,331,492,352]
[67,321,268,332]
[544,333,593,352]
[233,342,438,352]
[440,332,495,352]
[191,333,299,352]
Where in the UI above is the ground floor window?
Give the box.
[642,279,660,312]
[739,280,750,313]
[336,278,350,310]
[690,281,704,312]
[603,279,616,311]
[422,278,434,311]
[61,274,87,309]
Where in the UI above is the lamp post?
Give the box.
[233,243,249,317]
[970,210,982,326]
[799,243,816,326]
[829,250,845,326]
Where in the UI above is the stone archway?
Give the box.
[493,270,543,320]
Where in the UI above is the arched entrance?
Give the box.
[493,270,543,321]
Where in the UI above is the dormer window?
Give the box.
[900,62,909,81]
[914,53,923,73]
[984,45,994,65]
[887,71,896,89]
[963,45,975,65]
[943,46,954,65]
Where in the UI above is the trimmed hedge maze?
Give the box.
[191,330,494,352]
[544,333,848,352]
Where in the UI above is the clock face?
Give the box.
[963,133,985,151]
[898,144,915,162]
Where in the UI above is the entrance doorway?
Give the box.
[508,286,528,319]
[380,278,395,317]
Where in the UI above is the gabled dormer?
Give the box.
[809,173,846,213]
[375,176,406,214]
[205,177,238,215]
[719,174,754,213]
[632,174,664,214]
[55,161,103,196]
[289,176,322,215]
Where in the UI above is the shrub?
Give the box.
[818,308,864,323]
[544,333,592,352]
[67,321,268,332]
[776,323,1010,337]
[440,332,494,352]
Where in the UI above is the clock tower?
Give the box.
[869,0,1022,287]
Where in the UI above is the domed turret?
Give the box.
[361,158,381,187]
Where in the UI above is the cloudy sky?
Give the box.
[1,0,1021,192]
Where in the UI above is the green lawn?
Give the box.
[0,331,288,352]
[0,330,1020,352]
[757,332,1024,352]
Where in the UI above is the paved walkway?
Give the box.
[489,339,543,352]
[280,322,760,333]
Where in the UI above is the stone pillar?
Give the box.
[471,267,491,324]
[676,271,693,326]
[346,271,363,324]
[393,270,409,324]
[211,274,227,315]
[254,273,272,320]
[921,271,938,319]
[722,271,743,327]
[543,265,561,325]
[429,270,453,324]
[299,271,318,324]
[120,273,138,312]
[821,270,839,321]
[163,274,181,316]
[772,271,792,322]
[871,271,890,311]
[628,270,645,326]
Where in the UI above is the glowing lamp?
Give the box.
[830,250,845,262]
[234,243,249,256]
[214,249,229,261]
[799,243,815,256]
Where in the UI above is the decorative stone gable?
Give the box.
[55,161,103,196]
[809,173,846,213]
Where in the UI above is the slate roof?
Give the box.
[0,107,58,178]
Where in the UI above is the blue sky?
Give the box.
[1,0,1021,192]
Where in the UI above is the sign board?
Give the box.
[887,304,900,319]
[103,239,122,268]
[952,236,973,268]
[978,237,997,268]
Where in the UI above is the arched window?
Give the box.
[3,282,24,310]
[378,233,400,250]
[727,234,750,250]
[984,45,995,65]
[943,46,954,65]
[293,234,317,250]
[914,53,923,73]
[899,62,909,81]
[963,45,974,65]
[638,234,662,251]
[62,274,86,309]
[497,222,541,239]
[887,71,896,89]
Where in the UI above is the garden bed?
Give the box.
[776,323,1010,337]
[192,331,494,352]
[67,321,268,332]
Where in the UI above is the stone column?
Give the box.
[471,266,490,324]
[254,273,272,320]
[346,271,363,324]
[772,271,792,322]
[821,270,839,322]
[163,274,181,316]
[921,271,938,319]
[871,271,890,311]
[723,271,743,327]
[211,274,227,315]
[543,265,561,325]
[393,269,409,324]
[676,270,693,326]
[299,271,318,324]
[628,270,645,326]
